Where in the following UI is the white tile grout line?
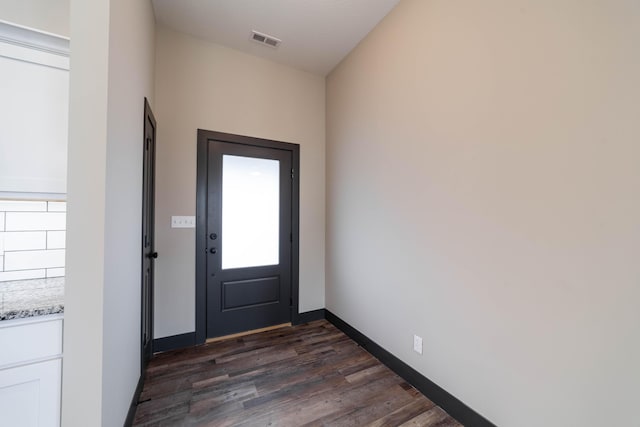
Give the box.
[0,265,64,273]
[0,230,65,233]
[1,248,65,254]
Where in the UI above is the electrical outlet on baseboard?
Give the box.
[413,334,423,355]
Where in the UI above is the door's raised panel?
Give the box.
[222,276,280,310]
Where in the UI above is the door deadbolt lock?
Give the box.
[210,233,217,240]
[210,247,217,254]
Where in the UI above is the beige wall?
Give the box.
[102,0,155,424]
[0,0,69,36]
[63,0,109,423]
[63,0,155,425]
[154,26,326,338]
[326,1,640,425]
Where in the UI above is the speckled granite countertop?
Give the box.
[0,277,64,321]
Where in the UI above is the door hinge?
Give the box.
[291,168,295,179]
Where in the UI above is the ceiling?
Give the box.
[151,0,400,76]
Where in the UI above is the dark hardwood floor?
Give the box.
[133,320,462,426]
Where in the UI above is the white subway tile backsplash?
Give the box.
[4,249,65,271]
[46,268,65,278]
[47,202,66,212]
[0,200,67,282]
[47,231,66,249]
[3,231,46,251]
[0,269,46,282]
[0,201,47,212]
[5,212,66,231]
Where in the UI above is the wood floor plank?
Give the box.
[398,407,455,427]
[305,383,417,427]
[133,320,460,427]
[365,399,437,427]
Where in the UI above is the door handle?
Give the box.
[148,252,158,259]
[209,247,217,254]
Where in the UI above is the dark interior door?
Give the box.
[141,98,156,367]
[206,140,292,338]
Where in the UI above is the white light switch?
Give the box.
[171,216,195,228]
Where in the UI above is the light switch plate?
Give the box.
[413,335,423,355]
[171,216,195,228]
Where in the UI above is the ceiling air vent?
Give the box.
[250,30,281,49]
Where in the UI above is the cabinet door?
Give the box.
[0,359,61,427]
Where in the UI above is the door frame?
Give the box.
[141,98,156,368]
[195,129,300,345]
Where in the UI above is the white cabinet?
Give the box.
[0,21,70,196]
[0,359,61,427]
[0,315,63,427]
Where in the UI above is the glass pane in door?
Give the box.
[221,155,280,269]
